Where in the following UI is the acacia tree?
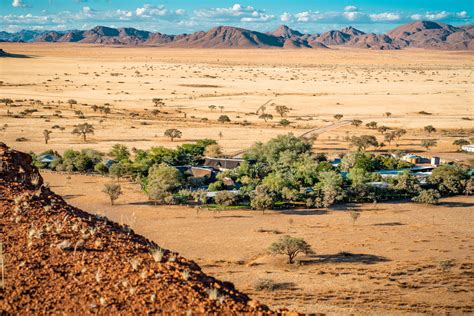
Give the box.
[394,129,407,141]
[72,122,94,142]
[275,105,290,117]
[351,119,363,128]
[164,128,182,142]
[453,139,469,151]
[385,112,392,118]
[102,183,122,205]
[147,164,182,204]
[204,143,223,157]
[1,98,13,107]
[152,98,164,107]
[350,135,379,151]
[208,105,216,111]
[218,115,231,123]
[365,121,378,129]
[43,129,52,144]
[67,99,77,109]
[424,125,436,135]
[334,114,344,121]
[259,113,273,122]
[377,126,389,135]
[269,235,314,264]
[384,131,397,145]
[421,139,437,152]
[250,185,274,214]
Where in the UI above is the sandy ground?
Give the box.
[42,171,474,314]
[1,43,473,313]
[0,43,473,160]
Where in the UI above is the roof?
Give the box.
[204,157,248,170]
[206,190,239,198]
[37,154,58,163]
[176,166,214,179]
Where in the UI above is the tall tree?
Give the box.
[275,105,290,117]
[164,128,182,142]
[424,125,436,135]
[43,129,52,144]
[72,123,94,142]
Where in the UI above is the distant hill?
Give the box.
[1,21,472,50]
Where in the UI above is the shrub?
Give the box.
[164,128,182,142]
[250,185,274,213]
[218,115,231,123]
[268,235,314,264]
[94,162,108,175]
[214,191,237,208]
[109,144,130,161]
[102,183,122,205]
[208,180,224,191]
[255,279,278,291]
[147,164,182,204]
[412,189,441,205]
[429,164,469,195]
[279,119,290,126]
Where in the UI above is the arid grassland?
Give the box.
[1,43,473,314]
[43,171,473,314]
[0,43,473,159]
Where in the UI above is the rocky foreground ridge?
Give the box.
[0,143,290,314]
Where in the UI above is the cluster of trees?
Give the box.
[33,133,472,209]
[32,148,103,173]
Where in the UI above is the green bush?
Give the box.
[412,189,441,205]
[208,180,225,191]
[214,191,237,207]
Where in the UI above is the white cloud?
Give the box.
[12,0,26,8]
[410,11,470,21]
[135,5,168,17]
[280,12,291,23]
[344,6,358,12]
[194,3,274,23]
[343,11,363,21]
[369,12,400,22]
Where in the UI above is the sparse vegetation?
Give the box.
[72,123,94,142]
[269,235,314,264]
[102,183,122,205]
[164,129,182,142]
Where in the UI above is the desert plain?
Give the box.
[1,43,473,314]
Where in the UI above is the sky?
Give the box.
[0,0,472,33]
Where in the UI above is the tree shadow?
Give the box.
[439,201,474,208]
[372,222,405,226]
[0,52,33,58]
[271,282,298,290]
[215,215,253,218]
[303,252,389,265]
[273,209,328,216]
[62,194,84,199]
[129,201,155,206]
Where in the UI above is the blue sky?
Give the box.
[1,0,472,33]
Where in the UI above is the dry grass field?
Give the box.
[1,43,473,313]
[0,43,473,160]
[42,171,474,314]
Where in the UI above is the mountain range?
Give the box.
[1,21,472,50]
